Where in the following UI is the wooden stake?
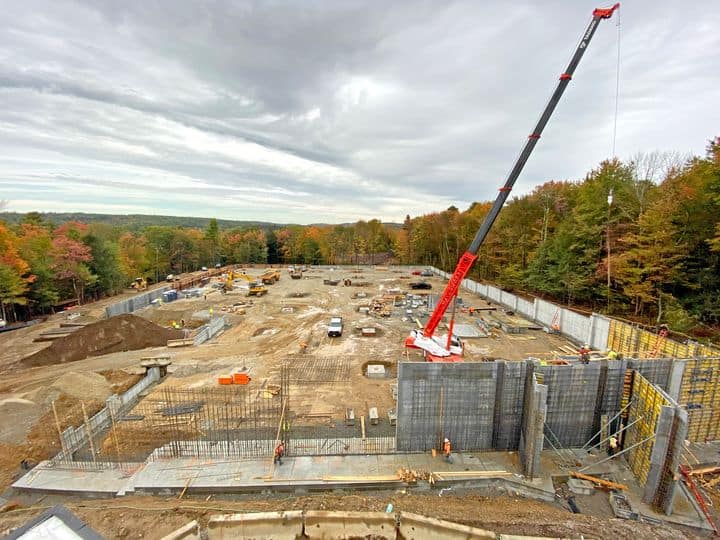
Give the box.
[178,477,191,500]
[51,400,67,454]
[81,401,97,464]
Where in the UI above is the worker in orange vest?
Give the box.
[578,344,591,364]
[443,437,452,463]
[274,440,285,466]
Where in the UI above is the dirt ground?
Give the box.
[127,266,576,417]
[0,492,695,539]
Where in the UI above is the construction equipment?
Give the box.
[260,269,281,284]
[131,277,148,291]
[406,3,620,361]
[247,281,268,297]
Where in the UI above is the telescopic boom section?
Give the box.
[422,4,619,339]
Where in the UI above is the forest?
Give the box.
[1,137,718,335]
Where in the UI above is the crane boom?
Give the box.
[417,3,620,348]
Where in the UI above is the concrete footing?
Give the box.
[398,512,495,539]
[207,511,303,540]
[163,511,559,540]
[304,511,395,539]
[159,520,200,540]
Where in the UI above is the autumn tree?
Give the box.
[50,222,94,304]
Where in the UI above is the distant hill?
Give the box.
[0,212,402,230]
[0,212,284,231]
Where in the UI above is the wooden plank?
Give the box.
[432,470,511,477]
[570,471,627,491]
[322,475,400,482]
[689,465,720,476]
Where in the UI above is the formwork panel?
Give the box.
[562,310,591,344]
[625,373,671,485]
[516,298,534,319]
[680,357,720,442]
[608,321,720,359]
[535,300,558,329]
[493,361,527,450]
[537,363,601,448]
[627,358,673,391]
[397,362,496,452]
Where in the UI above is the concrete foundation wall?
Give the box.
[105,286,171,318]
[537,363,601,447]
[193,316,226,345]
[398,360,628,453]
[396,363,497,452]
[493,361,528,450]
[428,267,611,349]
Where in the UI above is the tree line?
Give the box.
[1,138,718,334]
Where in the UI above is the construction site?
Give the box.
[2,4,719,540]
[0,262,719,538]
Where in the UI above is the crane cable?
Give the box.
[611,8,621,157]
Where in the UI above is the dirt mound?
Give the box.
[21,314,182,367]
[52,372,112,402]
[0,399,41,444]
[21,371,113,409]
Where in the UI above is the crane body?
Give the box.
[407,4,620,360]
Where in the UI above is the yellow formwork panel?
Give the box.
[625,373,670,485]
[686,409,720,442]
[606,321,720,359]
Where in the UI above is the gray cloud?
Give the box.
[1,0,718,223]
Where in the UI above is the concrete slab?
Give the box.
[12,461,141,496]
[453,324,487,338]
[16,451,555,504]
[367,364,386,378]
[567,478,594,495]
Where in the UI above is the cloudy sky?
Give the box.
[1,1,718,224]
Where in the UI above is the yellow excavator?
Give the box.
[131,277,148,291]
[230,270,268,296]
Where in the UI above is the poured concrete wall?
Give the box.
[105,286,171,318]
[429,267,611,349]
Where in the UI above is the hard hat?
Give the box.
[444,438,449,443]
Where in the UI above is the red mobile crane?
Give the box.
[407,4,620,361]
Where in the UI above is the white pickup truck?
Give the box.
[327,317,343,337]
